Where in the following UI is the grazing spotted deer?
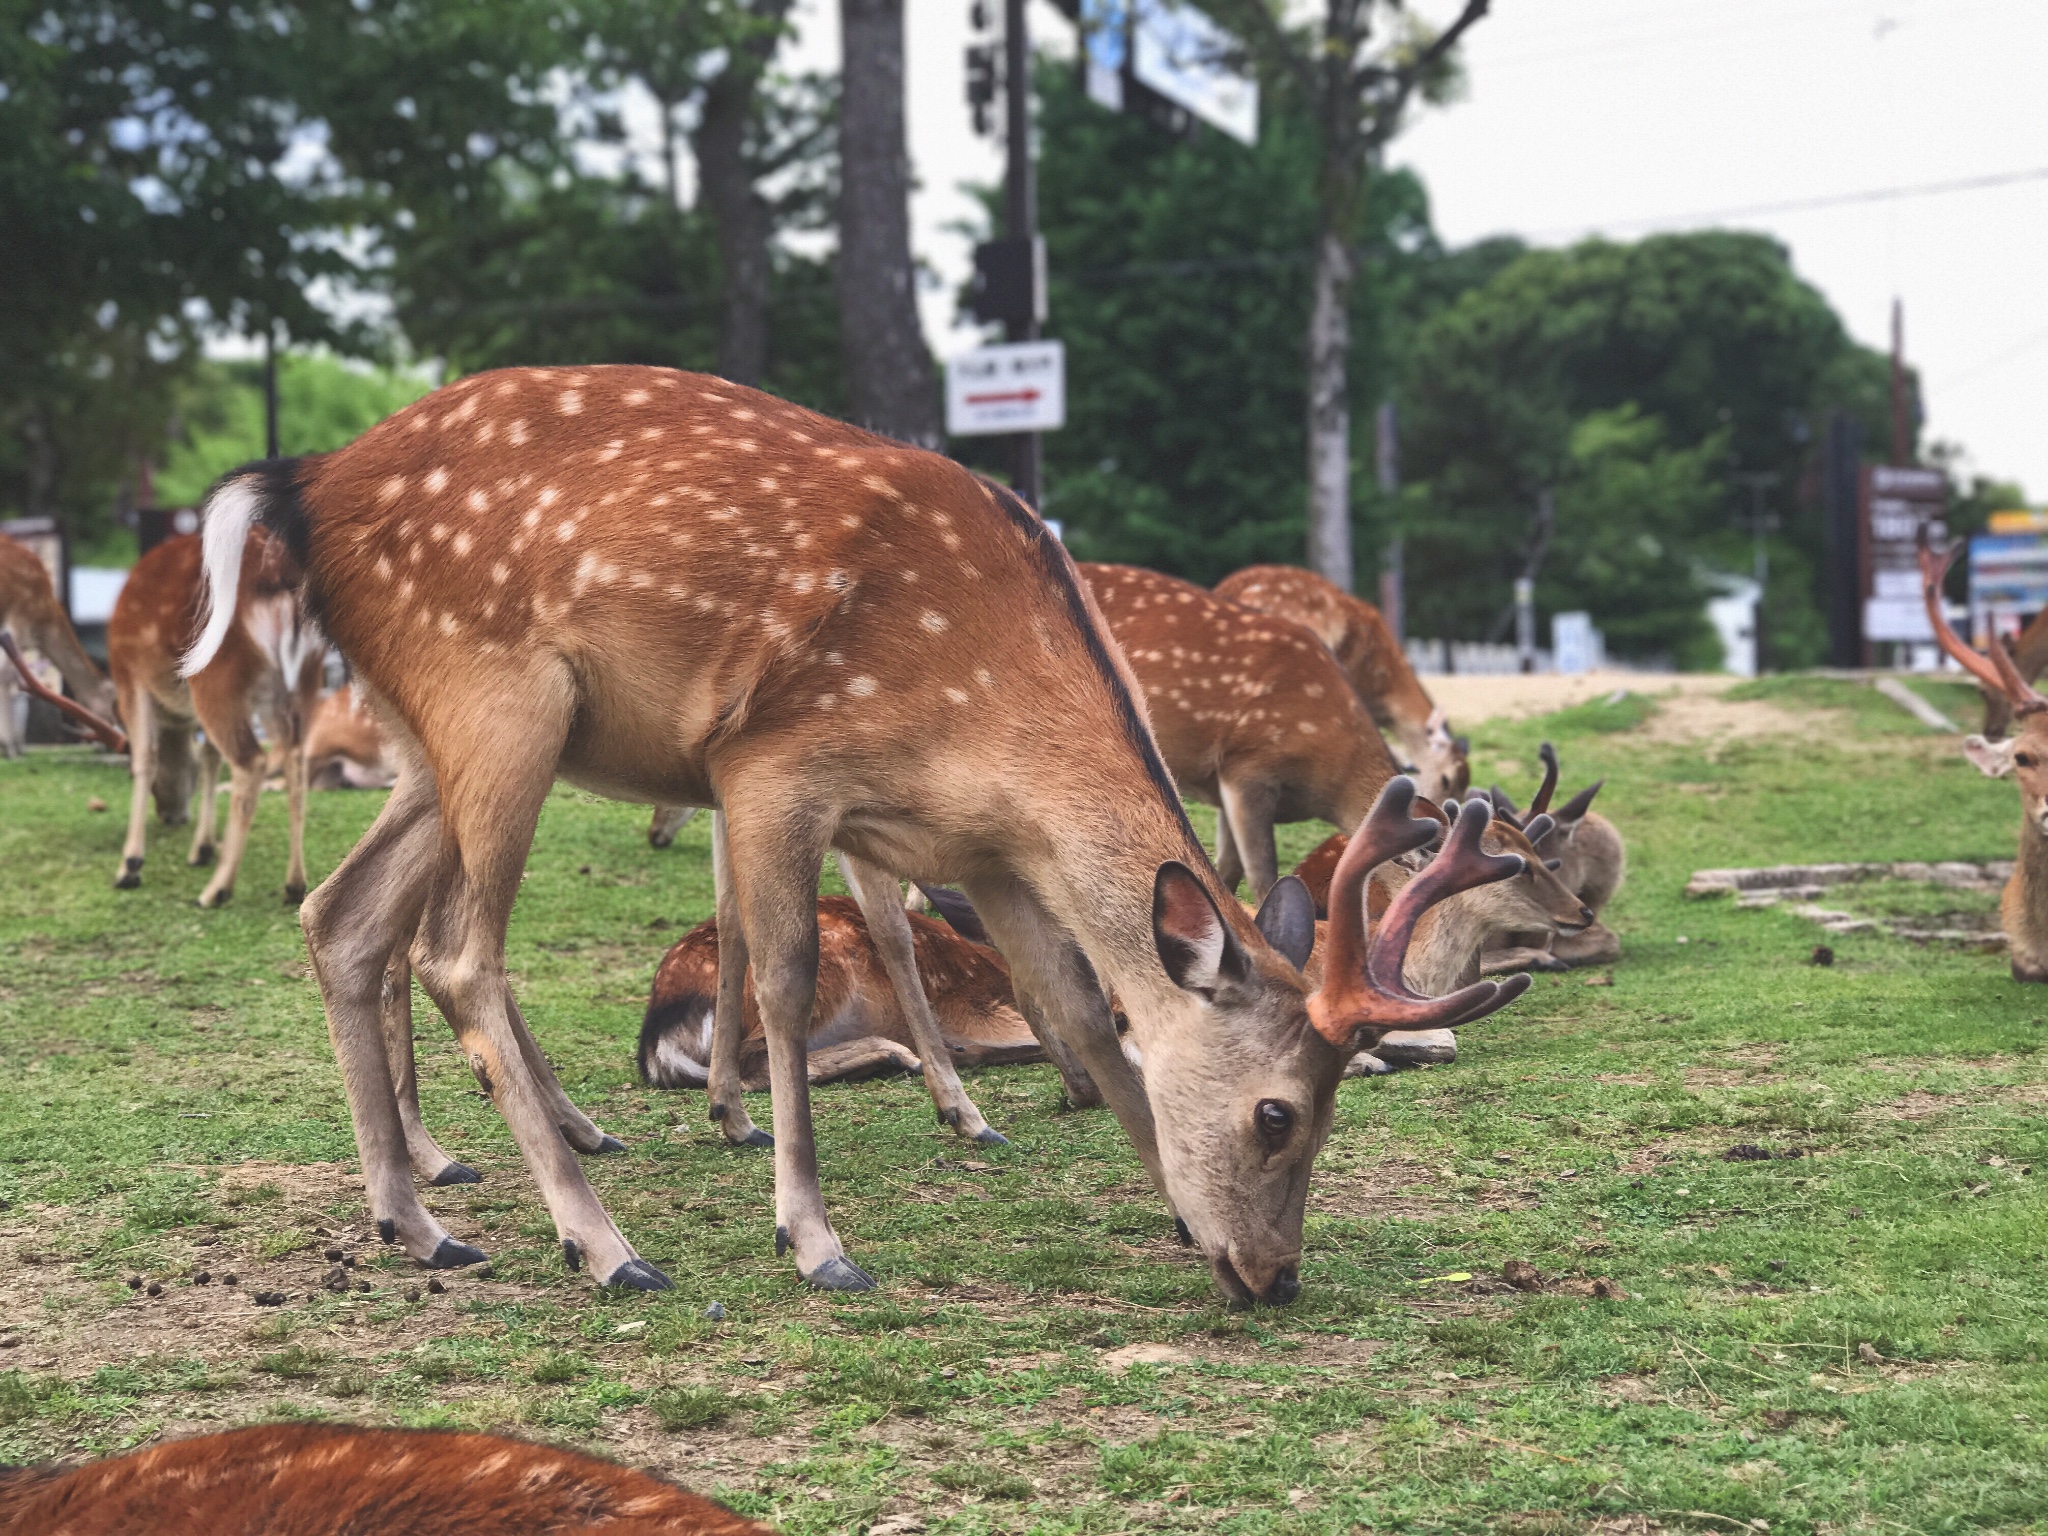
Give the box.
[1,530,120,755]
[0,1422,769,1536]
[641,890,1045,1089]
[1482,741,1624,972]
[1921,540,2048,982]
[648,803,698,846]
[1214,563,1469,800]
[110,529,324,906]
[181,365,1524,1302]
[1082,562,1410,900]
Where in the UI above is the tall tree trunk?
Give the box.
[1305,228,1354,591]
[693,0,791,387]
[835,0,941,448]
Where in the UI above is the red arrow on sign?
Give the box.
[964,389,1042,405]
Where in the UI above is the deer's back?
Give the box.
[0,533,62,631]
[0,1422,767,1536]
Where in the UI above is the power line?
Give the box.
[1526,165,2048,241]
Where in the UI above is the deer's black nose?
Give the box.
[1264,1267,1301,1306]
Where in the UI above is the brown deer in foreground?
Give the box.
[1214,563,1469,801]
[1921,540,2048,982]
[1,531,120,756]
[111,528,324,906]
[0,1422,769,1536]
[182,365,1524,1302]
[1478,742,1625,972]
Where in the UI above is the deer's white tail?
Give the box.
[180,476,264,677]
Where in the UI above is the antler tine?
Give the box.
[0,630,127,754]
[1920,540,2043,711]
[1368,798,1525,1002]
[1522,812,1556,845]
[1530,741,1560,816]
[1488,784,1521,823]
[1314,777,1441,1012]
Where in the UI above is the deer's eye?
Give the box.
[2019,754,2037,770]
[1255,1099,1295,1144]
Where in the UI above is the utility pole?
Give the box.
[1375,400,1402,641]
[263,325,280,460]
[1889,297,1910,466]
[1002,0,1041,506]
[1734,471,1780,674]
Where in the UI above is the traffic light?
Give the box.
[969,236,1044,332]
[965,44,997,136]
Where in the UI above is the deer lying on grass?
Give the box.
[182,365,1524,1302]
[1214,563,1468,801]
[304,683,399,789]
[1921,540,2048,983]
[1480,742,1624,972]
[0,1422,769,1536]
[110,529,324,906]
[0,530,121,756]
[641,889,1046,1089]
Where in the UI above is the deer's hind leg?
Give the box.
[187,738,222,866]
[114,688,156,889]
[721,795,870,1290]
[379,950,480,1187]
[300,762,485,1269]
[838,852,1006,1145]
[404,675,666,1290]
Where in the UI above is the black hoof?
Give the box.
[190,844,216,867]
[197,888,232,908]
[1174,1218,1194,1248]
[738,1128,773,1149]
[428,1162,482,1187]
[594,1134,626,1155]
[601,1258,674,1291]
[283,883,306,906]
[114,862,142,890]
[422,1238,488,1269]
[973,1127,1009,1146]
[804,1256,876,1292]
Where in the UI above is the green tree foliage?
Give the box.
[0,0,357,542]
[153,355,434,509]
[1032,65,1503,583]
[1400,232,1900,663]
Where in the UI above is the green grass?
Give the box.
[6,678,2048,1533]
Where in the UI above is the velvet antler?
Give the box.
[0,630,127,753]
[1307,780,1532,1050]
[1921,539,2046,715]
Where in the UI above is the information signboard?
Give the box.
[1079,0,1258,145]
[1969,513,2048,647]
[1861,464,1948,643]
[946,341,1066,437]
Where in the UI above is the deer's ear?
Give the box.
[1963,734,2019,779]
[1153,863,1246,998]
[1253,875,1316,972]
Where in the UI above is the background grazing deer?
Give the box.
[1214,563,1469,801]
[1482,741,1624,971]
[1,530,120,756]
[182,365,1522,1302]
[110,529,324,906]
[641,890,1046,1089]
[0,1422,769,1536]
[1976,607,2048,741]
[1081,561,1411,899]
[1920,540,2048,982]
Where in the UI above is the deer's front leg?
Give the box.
[114,689,155,889]
[1218,778,1281,902]
[707,810,772,1148]
[838,852,1005,1146]
[728,808,870,1289]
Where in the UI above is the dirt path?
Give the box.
[1425,670,1734,725]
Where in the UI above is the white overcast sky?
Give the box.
[785,0,2048,498]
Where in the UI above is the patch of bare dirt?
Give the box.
[1684,1066,1787,1088]
[1426,671,1730,725]
[1306,1158,1446,1221]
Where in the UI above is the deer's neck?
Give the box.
[2015,812,2048,900]
[26,604,107,706]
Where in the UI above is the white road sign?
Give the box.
[946,340,1066,437]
